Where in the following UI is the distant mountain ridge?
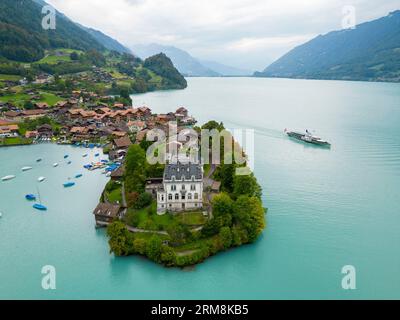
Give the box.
[133,44,220,77]
[255,10,400,82]
[133,43,251,77]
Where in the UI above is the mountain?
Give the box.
[144,53,187,89]
[200,60,252,76]
[0,0,104,62]
[255,10,400,82]
[78,25,131,54]
[133,44,220,77]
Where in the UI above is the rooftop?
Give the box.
[164,162,203,181]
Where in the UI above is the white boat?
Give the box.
[0,212,3,218]
[38,177,46,182]
[53,163,59,167]
[1,175,16,181]
[22,166,33,172]
[105,172,111,178]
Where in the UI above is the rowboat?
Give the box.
[63,182,75,188]
[1,175,15,181]
[33,204,47,211]
[22,167,33,172]
[53,163,59,167]
[25,194,36,201]
[38,177,46,182]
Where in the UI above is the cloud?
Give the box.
[46,0,400,70]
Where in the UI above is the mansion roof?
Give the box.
[164,162,203,181]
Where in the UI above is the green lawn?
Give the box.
[36,49,82,64]
[106,186,123,204]
[0,137,33,146]
[176,211,207,226]
[0,93,30,106]
[125,202,208,231]
[0,74,21,82]
[38,92,62,106]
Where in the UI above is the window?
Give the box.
[191,184,196,191]
[161,195,164,201]
[171,185,176,191]
[168,194,173,200]
[188,193,192,200]
[182,184,186,190]
[175,194,179,200]
[182,194,186,200]
[194,193,199,200]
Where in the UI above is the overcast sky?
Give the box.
[46,0,399,71]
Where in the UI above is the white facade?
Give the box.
[157,163,203,214]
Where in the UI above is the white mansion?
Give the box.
[157,162,203,214]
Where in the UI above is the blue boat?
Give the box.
[89,143,95,149]
[36,158,42,162]
[33,204,47,211]
[64,155,69,159]
[63,182,76,188]
[25,194,36,201]
[95,153,100,157]
[67,161,72,165]
[75,174,83,179]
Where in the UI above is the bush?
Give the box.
[133,192,153,210]
[219,227,232,250]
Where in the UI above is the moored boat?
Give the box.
[33,204,47,211]
[53,163,59,167]
[22,167,33,172]
[25,194,36,201]
[75,174,83,179]
[63,182,75,188]
[1,175,16,181]
[38,177,46,182]
[36,158,42,162]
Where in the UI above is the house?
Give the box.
[110,166,125,181]
[35,102,49,109]
[21,109,46,120]
[175,107,188,118]
[127,120,146,133]
[0,124,19,138]
[113,135,132,150]
[93,202,121,226]
[135,129,148,143]
[157,162,204,214]
[37,124,53,138]
[145,178,164,199]
[25,131,38,139]
[4,111,21,121]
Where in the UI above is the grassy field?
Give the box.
[0,137,33,146]
[106,187,123,204]
[0,93,30,106]
[36,49,83,65]
[0,74,21,82]
[38,92,62,106]
[125,202,208,231]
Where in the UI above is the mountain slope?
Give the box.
[0,0,104,62]
[133,44,220,77]
[255,10,400,82]
[79,25,131,54]
[144,53,187,89]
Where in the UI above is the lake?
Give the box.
[1,77,399,299]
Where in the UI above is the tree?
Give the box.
[233,173,262,199]
[133,238,147,255]
[125,144,147,193]
[233,196,266,243]
[219,227,232,250]
[70,52,79,60]
[106,221,135,256]
[201,193,233,237]
[160,246,176,267]
[133,192,153,209]
[145,236,163,263]
[167,222,192,246]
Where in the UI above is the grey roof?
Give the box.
[164,162,202,181]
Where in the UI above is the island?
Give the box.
[94,117,267,268]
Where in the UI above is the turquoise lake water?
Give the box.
[1,77,399,299]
